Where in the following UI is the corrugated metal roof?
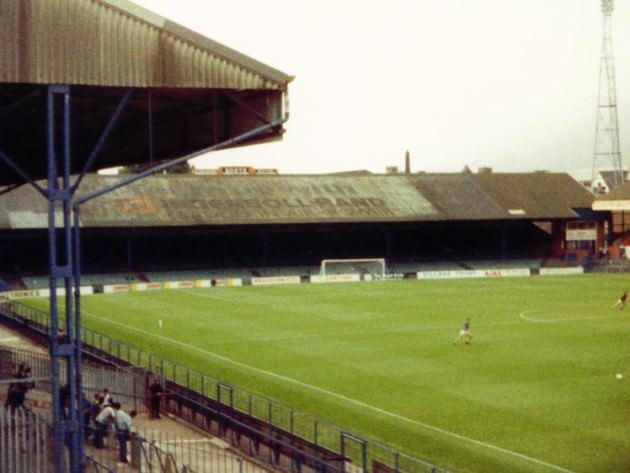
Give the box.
[0,173,595,230]
[411,174,508,220]
[470,173,594,219]
[0,0,291,89]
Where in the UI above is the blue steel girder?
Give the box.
[46,84,84,473]
[2,80,287,473]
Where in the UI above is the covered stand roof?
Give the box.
[0,0,292,185]
[0,173,595,229]
[593,180,630,211]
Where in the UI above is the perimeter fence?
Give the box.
[0,296,456,473]
[0,402,257,473]
[0,408,50,473]
[0,345,145,413]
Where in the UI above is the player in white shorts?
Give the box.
[612,290,628,310]
[453,318,472,345]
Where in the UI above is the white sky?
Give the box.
[133,0,630,176]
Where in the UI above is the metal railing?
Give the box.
[135,428,266,473]
[0,407,236,473]
[0,346,146,413]
[85,455,117,473]
[0,408,50,473]
[0,297,456,473]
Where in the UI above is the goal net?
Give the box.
[320,258,386,281]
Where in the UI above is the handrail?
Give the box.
[0,298,456,473]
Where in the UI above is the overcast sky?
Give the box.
[133,0,630,177]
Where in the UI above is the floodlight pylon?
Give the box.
[591,0,624,190]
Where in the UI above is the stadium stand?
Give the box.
[21,273,143,289]
[464,259,542,270]
[0,0,293,469]
[0,172,597,281]
[0,277,8,292]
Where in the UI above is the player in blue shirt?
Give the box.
[453,318,472,345]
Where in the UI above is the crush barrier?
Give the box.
[0,408,50,473]
[0,297,457,473]
[0,346,145,414]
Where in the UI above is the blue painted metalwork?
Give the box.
[46,84,84,473]
[46,85,64,473]
[0,148,48,197]
[72,89,134,193]
[1,300,453,473]
[2,81,286,473]
[75,118,285,207]
[73,203,85,471]
[0,183,21,197]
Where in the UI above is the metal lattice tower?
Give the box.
[592,0,624,189]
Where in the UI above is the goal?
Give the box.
[320,258,386,281]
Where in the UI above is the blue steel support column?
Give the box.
[47,84,84,473]
[63,87,82,473]
[47,85,64,473]
[73,204,85,471]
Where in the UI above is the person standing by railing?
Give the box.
[94,401,115,448]
[4,383,26,413]
[148,379,164,419]
[113,402,136,464]
[101,388,112,406]
[14,363,34,393]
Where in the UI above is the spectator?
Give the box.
[4,383,26,412]
[148,380,164,419]
[82,393,93,439]
[23,366,34,392]
[102,388,112,406]
[56,329,67,344]
[89,394,103,436]
[14,364,31,392]
[59,384,70,411]
[94,401,115,448]
[113,402,137,464]
[14,363,26,379]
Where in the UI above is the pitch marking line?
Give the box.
[82,309,573,473]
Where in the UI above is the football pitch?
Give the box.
[26,274,629,473]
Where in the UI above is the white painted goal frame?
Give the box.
[320,258,386,279]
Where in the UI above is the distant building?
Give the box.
[593,180,630,258]
[194,166,279,176]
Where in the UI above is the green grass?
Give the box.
[26,274,630,473]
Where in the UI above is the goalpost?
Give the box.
[320,258,386,281]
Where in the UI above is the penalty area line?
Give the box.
[82,309,573,473]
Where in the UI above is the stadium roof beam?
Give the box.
[0,1,292,472]
[0,0,293,185]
